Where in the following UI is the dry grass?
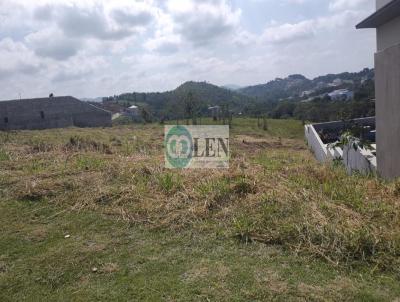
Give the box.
[1,120,400,278]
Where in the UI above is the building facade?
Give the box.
[357,0,400,179]
[0,96,112,131]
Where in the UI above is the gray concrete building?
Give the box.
[357,0,400,179]
[0,96,112,131]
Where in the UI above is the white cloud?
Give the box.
[166,0,241,46]
[329,0,369,11]
[0,0,375,99]
[0,38,42,79]
[25,28,82,60]
[262,9,365,44]
[262,20,315,44]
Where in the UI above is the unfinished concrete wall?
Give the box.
[375,43,400,179]
[377,0,392,9]
[343,145,376,175]
[312,117,375,133]
[0,96,111,131]
[377,16,400,51]
[305,118,377,175]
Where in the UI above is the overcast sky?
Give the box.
[0,0,375,99]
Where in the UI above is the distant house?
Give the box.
[328,89,354,101]
[0,96,112,131]
[357,0,400,179]
[208,106,221,120]
[300,90,315,98]
[120,104,142,122]
[329,78,343,87]
[126,105,140,117]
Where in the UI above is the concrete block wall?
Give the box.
[0,96,111,131]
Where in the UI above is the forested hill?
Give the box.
[239,74,314,100]
[238,68,374,102]
[100,68,375,122]
[102,81,254,119]
[174,81,253,107]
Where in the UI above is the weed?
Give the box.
[110,136,123,146]
[157,173,182,194]
[232,177,256,195]
[29,140,54,153]
[65,136,112,154]
[233,214,255,242]
[23,158,47,174]
[394,181,400,197]
[0,131,12,144]
[75,155,106,171]
[210,178,231,206]
[0,149,10,161]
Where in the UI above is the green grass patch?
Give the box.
[1,199,400,301]
[0,149,10,161]
[75,155,107,171]
[156,173,183,194]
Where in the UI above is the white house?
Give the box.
[126,105,140,117]
[300,90,315,98]
[328,89,354,101]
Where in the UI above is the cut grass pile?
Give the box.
[1,118,400,300]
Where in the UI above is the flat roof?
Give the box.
[357,0,400,28]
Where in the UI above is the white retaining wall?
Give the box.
[305,123,377,175]
[304,125,329,162]
[343,146,377,175]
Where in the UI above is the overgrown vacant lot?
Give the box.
[1,118,400,301]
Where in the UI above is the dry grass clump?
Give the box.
[29,141,55,153]
[64,135,112,154]
[233,163,400,273]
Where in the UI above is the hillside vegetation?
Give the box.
[1,119,400,301]
[102,81,254,119]
[99,68,375,123]
[239,69,374,101]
